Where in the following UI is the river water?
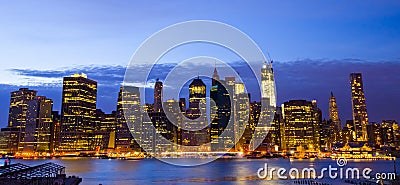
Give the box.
[2,158,399,185]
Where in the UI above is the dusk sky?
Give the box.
[0,1,399,127]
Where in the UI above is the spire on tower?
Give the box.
[212,64,220,86]
[212,65,219,80]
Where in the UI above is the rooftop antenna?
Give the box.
[267,52,274,73]
[267,52,273,64]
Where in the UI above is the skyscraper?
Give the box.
[50,111,61,152]
[350,73,369,142]
[24,96,53,152]
[366,122,381,145]
[281,100,321,152]
[153,79,163,113]
[116,86,141,152]
[179,98,186,113]
[60,73,97,151]
[261,61,276,107]
[0,127,19,153]
[163,99,181,146]
[94,109,117,150]
[8,88,37,151]
[182,77,208,147]
[271,107,284,150]
[210,68,233,151]
[253,61,276,151]
[329,92,341,131]
[233,83,250,152]
[243,101,260,151]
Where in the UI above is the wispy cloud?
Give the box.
[2,59,400,124]
[5,64,126,87]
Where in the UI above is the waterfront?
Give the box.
[1,158,398,185]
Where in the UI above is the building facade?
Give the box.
[8,88,37,151]
[24,96,53,152]
[59,73,97,151]
[182,78,209,147]
[210,69,234,151]
[281,100,321,152]
[329,92,341,131]
[116,86,141,152]
[350,73,369,141]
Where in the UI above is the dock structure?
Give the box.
[0,162,82,185]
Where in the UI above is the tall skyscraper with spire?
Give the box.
[329,92,341,131]
[350,73,369,142]
[261,61,276,107]
[252,61,276,151]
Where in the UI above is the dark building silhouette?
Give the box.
[153,79,163,113]
[210,67,233,151]
[50,111,61,152]
[179,98,186,113]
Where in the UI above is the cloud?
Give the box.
[6,64,127,87]
[1,58,399,128]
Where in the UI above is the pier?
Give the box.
[0,162,81,185]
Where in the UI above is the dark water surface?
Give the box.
[2,158,398,185]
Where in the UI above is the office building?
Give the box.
[182,77,209,147]
[153,79,163,113]
[0,127,19,153]
[350,73,369,141]
[59,73,97,151]
[116,86,141,152]
[8,88,37,151]
[281,100,321,152]
[210,68,234,151]
[233,83,250,152]
[24,96,53,152]
[253,61,276,151]
[329,92,341,131]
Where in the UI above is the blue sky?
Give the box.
[0,1,400,127]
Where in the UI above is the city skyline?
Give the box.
[2,2,400,184]
[1,60,399,129]
[1,58,399,164]
[1,66,398,130]
[2,64,398,155]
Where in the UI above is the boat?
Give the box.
[125,156,144,160]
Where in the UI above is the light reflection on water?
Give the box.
[2,158,398,185]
